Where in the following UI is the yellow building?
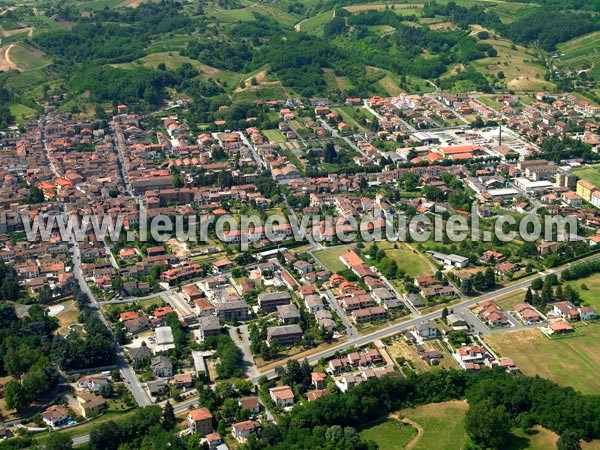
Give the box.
[76,392,106,418]
[576,179,597,202]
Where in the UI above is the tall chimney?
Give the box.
[498,125,502,147]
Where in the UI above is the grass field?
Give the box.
[232,85,289,103]
[359,418,417,449]
[508,426,559,450]
[572,166,600,190]
[208,3,298,26]
[263,129,286,143]
[564,272,600,310]
[369,241,435,278]
[9,103,37,123]
[314,245,353,273]
[7,44,50,71]
[397,401,469,450]
[485,325,600,395]
[557,30,600,82]
[297,9,334,35]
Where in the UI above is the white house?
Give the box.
[269,386,295,406]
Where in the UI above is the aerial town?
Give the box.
[0,87,600,449]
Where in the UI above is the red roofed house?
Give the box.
[188,408,213,435]
[269,386,295,407]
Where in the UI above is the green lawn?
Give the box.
[485,324,600,395]
[262,129,286,143]
[572,166,600,190]
[565,272,600,310]
[367,241,435,278]
[359,418,417,450]
[314,245,353,273]
[397,401,469,450]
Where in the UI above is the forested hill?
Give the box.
[0,0,599,116]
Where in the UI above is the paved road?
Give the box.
[317,118,368,159]
[229,324,259,380]
[251,251,600,382]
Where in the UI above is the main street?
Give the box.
[39,118,152,408]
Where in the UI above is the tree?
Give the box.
[22,365,51,402]
[484,267,496,289]
[531,278,543,291]
[45,433,73,450]
[525,287,533,304]
[324,143,338,164]
[162,401,176,430]
[90,421,120,450]
[461,278,474,295]
[557,430,582,450]
[4,380,29,412]
[465,399,511,449]
[25,185,45,204]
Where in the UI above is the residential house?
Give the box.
[578,306,597,321]
[173,373,193,389]
[238,396,261,415]
[151,355,173,378]
[277,303,301,325]
[258,291,291,312]
[514,303,542,324]
[269,386,295,406]
[216,300,249,321]
[416,321,438,340]
[76,392,107,418]
[41,405,70,429]
[232,420,260,443]
[128,346,152,368]
[311,372,327,389]
[267,324,303,346]
[197,316,221,341]
[188,408,214,435]
[553,301,580,321]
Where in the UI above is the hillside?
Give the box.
[0,0,599,118]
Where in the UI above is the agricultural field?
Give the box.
[469,25,553,92]
[6,43,50,71]
[208,3,298,27]
[557,30,600,82]
[296,9,334,35]
[572,165,600,190]
[359,418,417,450]
[396,401,469,450]
[485,325,600,395]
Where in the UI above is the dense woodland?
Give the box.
[0,83,15,130]
[0,263,115,412]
